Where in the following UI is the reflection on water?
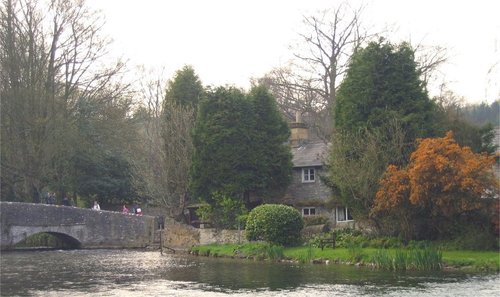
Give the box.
[1,249,498,296]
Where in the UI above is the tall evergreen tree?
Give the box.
[329,40,439,222]
[164,65,203,108]
[190,86,292,207]
[334,40,438,144]
[190,87,255,203]
[248,85,292,198]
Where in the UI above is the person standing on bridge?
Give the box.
[135,204,142,216]
[92,200,100,210]
[61,196,71,206]
[47,192,56,205]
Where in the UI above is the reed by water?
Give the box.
[371,246,442,271]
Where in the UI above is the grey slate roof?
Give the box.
[291,141,329,168]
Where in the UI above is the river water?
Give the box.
[1,249,499,296]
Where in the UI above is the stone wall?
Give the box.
[162,219,200,249]
[283,167,332,203]
[162,219,246,250]
[199,228,246,245]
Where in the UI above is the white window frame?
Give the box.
[302,168,315,183]
[302,207,316,216]
[336,206,354,222]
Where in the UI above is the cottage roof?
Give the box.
[291,141,329,168]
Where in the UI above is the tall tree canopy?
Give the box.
[131,66,201,218]
[190,87,256,203]
[433,88,497,154]
[0,0,135,205]
[461,100,499,127]
[372,132,498,240]
[328,40,439,223]
[190,86,292,207]
[164,65,203,108]
[248,85,293,197]
[328,121,407,221]
[335,40,438,144]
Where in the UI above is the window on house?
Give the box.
[302,168,315,183]
[302,207,316,216]
[336,206,353,222]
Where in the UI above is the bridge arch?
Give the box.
[16,231,82,249]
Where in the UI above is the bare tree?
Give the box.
[261,2,368,141]
[258,67,323,120]
[1,0,45,201]
[132,72,195,219]
[294,4,365,110]
[1,0,126,202]
[261,2,448,142]
[434,83,465,114]
[160,100,194,218]
[328,119,408,223]
[412,43,447,89]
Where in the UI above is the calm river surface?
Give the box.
[1,249,499,296]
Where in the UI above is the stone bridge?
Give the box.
[0,202,157,250]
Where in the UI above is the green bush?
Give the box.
[306,232,335,248]
[307,229,406,249]
[407,240,433,249]
[450,225,498,250]
[335,228,369,248]
[196,191,248,229]
[246,204,304,246]
[369,236,404,249]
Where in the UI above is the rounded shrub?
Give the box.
[246,204,304,246]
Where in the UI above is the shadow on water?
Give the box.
[163,255,471,292]
[1,249,498,296]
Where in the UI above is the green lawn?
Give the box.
[441,250,500,269]
[190,243,500,272]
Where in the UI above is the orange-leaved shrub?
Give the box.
[372,131,498,241]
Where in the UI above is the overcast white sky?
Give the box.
[87,0,500,104]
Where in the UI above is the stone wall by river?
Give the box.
[163,219,247,249]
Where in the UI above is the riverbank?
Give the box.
[189,243,500,272]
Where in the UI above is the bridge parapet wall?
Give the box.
[1,202,156,250]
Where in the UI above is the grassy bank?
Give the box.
[190,243,500,272]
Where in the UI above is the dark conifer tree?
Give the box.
[190,86,292,208]
[335,40,439,144]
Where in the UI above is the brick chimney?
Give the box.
[289,111,308,147]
